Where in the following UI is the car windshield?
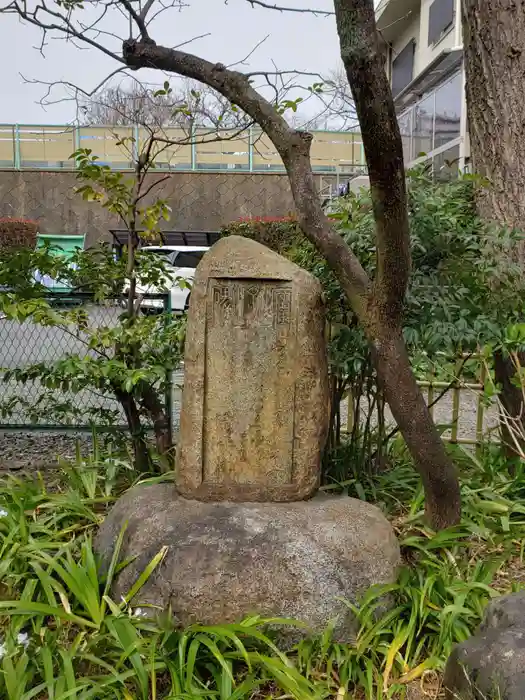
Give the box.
[138,249,177,268]
[172,251,206,268]
[141,249,173,259]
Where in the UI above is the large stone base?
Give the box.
[95,484,400,641]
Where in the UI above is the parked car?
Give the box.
[129,246,209,313]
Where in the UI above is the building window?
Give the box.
[398,110,412,164]
[413,94,434,158]
[433,144,460,180]
[428,0,454,45]
[397,70,462,167]
[392,40,416,98]
[434,72,462,149]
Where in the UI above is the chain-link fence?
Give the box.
[0,292,498,445]
[0,293,181,433]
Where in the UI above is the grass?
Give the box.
[0,439,523,699]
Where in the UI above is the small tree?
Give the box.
[81,78,252,131]
[0,130,186,472]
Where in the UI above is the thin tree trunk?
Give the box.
[373,331,461,528]
[494,350,523,469]
[463,0,525,232]
[117,390,151,473]
[120,0,461,528]
[335,0,461,524]
[463,0,525,458]
[139,382,173,470]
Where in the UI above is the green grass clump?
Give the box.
[0,440,523,699]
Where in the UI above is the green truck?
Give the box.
[34,233,85,296]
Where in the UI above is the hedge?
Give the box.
[219,216,302,256]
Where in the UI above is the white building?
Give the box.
[376,0,467,174]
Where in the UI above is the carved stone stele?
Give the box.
[176,235,329,502]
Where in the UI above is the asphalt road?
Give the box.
[0,304,121,369]
[0,303,184,429]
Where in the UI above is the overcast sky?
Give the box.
[0,0,344,124]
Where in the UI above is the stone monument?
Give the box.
[95,235,401,641]
[177,235,329,502]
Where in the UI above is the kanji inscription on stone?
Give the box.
[177,235,329,502]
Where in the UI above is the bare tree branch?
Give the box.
[139,0,157,22]
[122,39,370,307]
[227,34,270,68]
[240,0,334,15]
[3,0,125,63]
[172,32,211,49]
[119,0,150,39]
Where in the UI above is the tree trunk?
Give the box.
[335,0,461,525]
[462,0,525,457]
[116,389,151,473]
[139,382,173,471]
[372,329,461,528]
[462,0,525,232]
[120,0,461,528]
[494,350,523,468]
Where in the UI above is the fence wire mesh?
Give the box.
[0,293,181,432]
[0,294,498,446]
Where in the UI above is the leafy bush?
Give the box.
[220,216,301,255]
[0,143,189,473]
[0,464,313,700]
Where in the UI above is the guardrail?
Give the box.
[0,124,366,174]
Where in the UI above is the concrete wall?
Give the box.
[0,170,315,247]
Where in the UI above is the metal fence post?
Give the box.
[450,358,462,443]
[73,125,80,167]
[14,124,21,169]
[476,358,487,453]
[248,125,253,172]
[165,293,174,450]
[191,123,196,171]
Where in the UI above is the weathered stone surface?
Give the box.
[95,483,401,641]
[443,592,525,700]
[177,235,329,502]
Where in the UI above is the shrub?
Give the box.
[220,216,301,255]
[0,218,38,252]
[0,145,182,474]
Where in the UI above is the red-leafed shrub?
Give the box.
[0,218,38,252]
